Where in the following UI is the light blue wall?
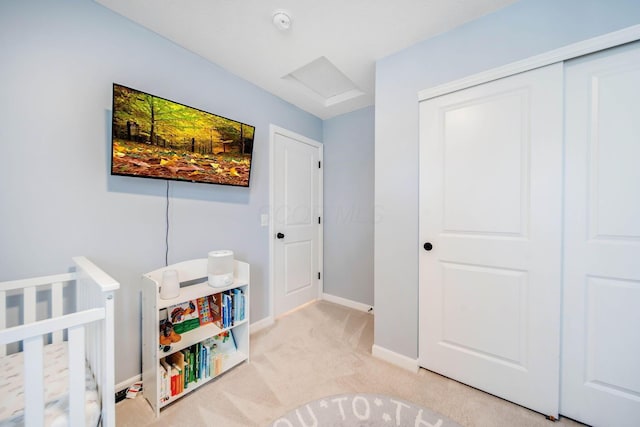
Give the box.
[0,0,322,384]
[322,106,375,306]
[374,0,640,358]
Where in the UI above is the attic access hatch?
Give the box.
[283,56,365,107]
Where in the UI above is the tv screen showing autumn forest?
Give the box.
[111,84,255,187]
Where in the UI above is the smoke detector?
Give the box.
[272,10,292,31]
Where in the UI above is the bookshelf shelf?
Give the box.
[158,350,247,408]
[159,318,248,359]
[142,258,250,417]
[156,279,249,310]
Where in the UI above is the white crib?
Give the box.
[0,256,119,427]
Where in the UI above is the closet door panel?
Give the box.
[590,65,640,238]
[419,63,563,417]
[563,42,640,427]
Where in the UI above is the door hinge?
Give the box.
[318,161,321,168]
[318,272,321,280]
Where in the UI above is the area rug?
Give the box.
[268,393,461,427]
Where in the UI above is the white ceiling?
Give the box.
[96,0,517,119]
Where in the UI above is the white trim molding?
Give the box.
[250,316,275,334]
[322,293,373,313]
[418,24,640,101]
[115,375,141,395]
[372,345,419,373]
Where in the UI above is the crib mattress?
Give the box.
[0,342,100,427]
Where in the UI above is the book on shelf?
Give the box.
[197,297,213,326]
[209,293,223,328]
[158,363,168,402]
[201,344,209,378]
[167,352,186,394]
[194,343,200,381]
[208,289,245,330]
[159,359,171,402]
[183,347,192,387]
[232,288,245,322]
[162,341,215,388]
[169,300,200,334]
[158,350,211,402]
[170,364,181,395]
[233,288,240,322]
[223,293,231,328]
[203,329,238,376]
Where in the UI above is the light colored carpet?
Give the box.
[116,300,585,427]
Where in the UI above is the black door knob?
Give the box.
[276,232,285,239]
[423,242,433,251]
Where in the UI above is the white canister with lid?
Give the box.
[160,269,180,299]
[207,250,234,287]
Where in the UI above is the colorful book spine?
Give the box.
[195,343,200,380]
[160,359,171,400]
[233,288,240,322]
[170,363,181,395]
[203,344,210,378]
[158,363,167,402]
[197,296,213,325]
[168,351,187,394]
[184,348,191,389]
[236,289,245,321]
[200,344,207,378]
[209,293,223,328]
[222,293,229,328]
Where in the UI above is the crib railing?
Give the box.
[75,256,119,427]
[0,308,105,426]
[0,272,75,356]
[0,256,119,427]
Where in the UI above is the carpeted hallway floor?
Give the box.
[116,300,586,426]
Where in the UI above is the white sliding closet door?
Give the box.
[418,63,563,417]
[562,42,640,427]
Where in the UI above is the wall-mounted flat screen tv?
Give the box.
[111,83,255,187]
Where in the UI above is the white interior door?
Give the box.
[562,42,640,427]
[272,127,322,317]
[418,63,563,417]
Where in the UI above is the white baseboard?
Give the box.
[322,293,373,313]
[371,344,419,373]
[250,316,275,334]
[115,374,141,393]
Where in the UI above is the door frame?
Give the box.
[269,124,324,320]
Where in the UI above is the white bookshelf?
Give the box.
[142,258,249,417]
